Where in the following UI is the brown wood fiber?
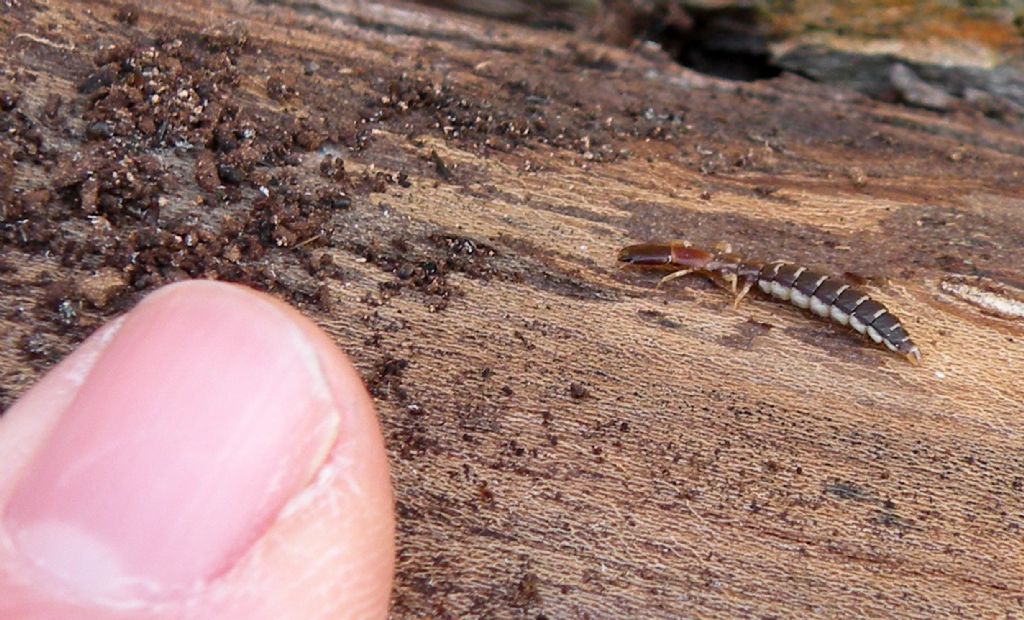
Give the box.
[2,1,1023,617]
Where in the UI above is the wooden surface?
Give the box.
[2,1,1023,617]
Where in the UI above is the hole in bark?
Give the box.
[649,5,781,82]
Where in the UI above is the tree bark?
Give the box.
[2,1,1023,616]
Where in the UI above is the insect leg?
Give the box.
[656,269,693,289]
[722,272,738,294]
[732,280,754,308]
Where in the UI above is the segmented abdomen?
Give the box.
[753,262,921,363]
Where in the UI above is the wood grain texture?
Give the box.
[1,1,1023,617]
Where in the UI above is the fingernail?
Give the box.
[3,282,341,602]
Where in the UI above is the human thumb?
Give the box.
[0,281,394,619]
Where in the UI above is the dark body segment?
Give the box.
[761,263,805,302]
[850,299,888,337]
[773,264,806,288]
[866,311,913,352]
[756,263,783,295]
[833,288,869,316]
[790,269,828,310]
[794,270,828,296]
[811,279,848,307]
[870,312,909,343]
[808,278,848,317]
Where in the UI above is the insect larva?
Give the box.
[618,242,922,364]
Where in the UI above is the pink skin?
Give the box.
[0,281,394,619]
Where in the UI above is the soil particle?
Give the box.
[429,149,452,180]
[346,232,501,310]
[366,357,410,400]
[42,93,62,123]
[195,151,219,191]
[569,382,589,399]
[319,155,347,181]
[266,75,297,101]
[327,195,352,209]
[396,262,417,280]
[114,5,139,25]
[216,163,243,186]
[85,121,113,140]
[78,268,129,309]
[0,92,19,111]
[20,331,70,368]
[0,148,14,199]
[294,129,325,151]
[512,571,542,607]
